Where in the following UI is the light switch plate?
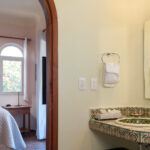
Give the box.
[79,78,86,90]
[91,78,98,90]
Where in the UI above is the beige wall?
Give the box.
[55,0,150,149]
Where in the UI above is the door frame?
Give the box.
[39,1,58,150]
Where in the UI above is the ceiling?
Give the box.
[0,0,45,23]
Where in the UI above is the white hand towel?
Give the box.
[95,111,121,120]
[104,73,120,84]
[104,83,115,87]
[103,62,120,87]
[105,62,120,74]
[100,109,107,114]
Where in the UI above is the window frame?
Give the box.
[0,44,24,95]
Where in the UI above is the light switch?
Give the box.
[79,78,86,90]
[91,78,98,90]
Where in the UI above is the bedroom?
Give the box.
[0,0,47,149]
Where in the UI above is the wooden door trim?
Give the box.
[39,0,58,150]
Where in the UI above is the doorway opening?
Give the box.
[0,0,58,150]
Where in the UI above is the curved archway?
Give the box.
[39,1,58,150]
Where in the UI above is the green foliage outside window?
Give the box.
[3,60,22,92]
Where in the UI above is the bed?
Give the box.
[0,107,26,150]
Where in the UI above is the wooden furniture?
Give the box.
[2,105,31,134]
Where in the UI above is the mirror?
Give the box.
[144,20,150,99]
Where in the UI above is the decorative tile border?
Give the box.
[90,107,150,119]
[89,120,140,143]
[89,107,150,144]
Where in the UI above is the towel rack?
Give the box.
[101,53,120,63]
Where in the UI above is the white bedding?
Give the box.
[0,107,26,150]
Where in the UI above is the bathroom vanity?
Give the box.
[89,107,150,150]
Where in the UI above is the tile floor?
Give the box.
[23,132,46,150]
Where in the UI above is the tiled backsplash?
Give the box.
[90,107,150,119]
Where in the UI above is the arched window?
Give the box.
[0,44,23,93]
[1,46,23,57]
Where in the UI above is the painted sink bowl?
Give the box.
[116,118,150,127]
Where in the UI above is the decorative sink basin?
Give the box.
[116,118,150,127]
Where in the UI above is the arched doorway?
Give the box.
[39,1,58,150]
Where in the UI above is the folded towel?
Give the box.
[108,110,121,113]
[95,109,121,120]
[95,113,121,120]
[100,109,107,114]
[104,83,115,87]
[105,62,120,74]
[104,73,120,84]
[103,62,120,87]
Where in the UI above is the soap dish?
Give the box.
[130,113,143,117]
